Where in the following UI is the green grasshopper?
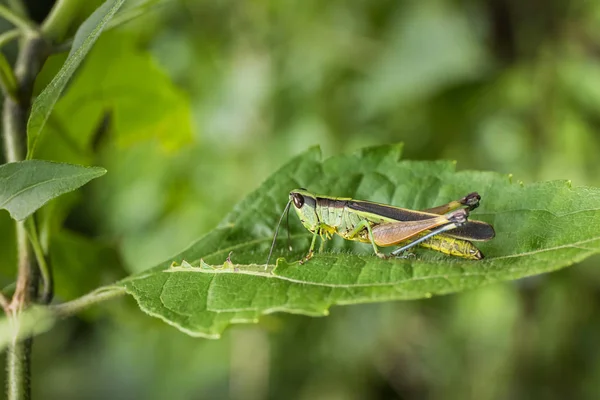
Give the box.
[266,189,495,265]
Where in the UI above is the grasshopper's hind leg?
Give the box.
[346,220,387,259]
[390,212,468,257]
[423,192,481,215]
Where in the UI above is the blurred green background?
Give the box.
[3,0,600,398]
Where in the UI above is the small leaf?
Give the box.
[0,160,106,221]
[27,0,126,158]
[37,33,192,155]
[118,144,600,338]
[0,51,17,100]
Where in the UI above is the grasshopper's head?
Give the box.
[289,188,319,232]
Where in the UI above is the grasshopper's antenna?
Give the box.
[286,204,292,251]
[266,199,292,268]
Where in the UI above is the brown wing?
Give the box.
[371,215,454,247]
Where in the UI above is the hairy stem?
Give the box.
[50,287,126,318]
[6,336,31,400]
[2,33,50,400]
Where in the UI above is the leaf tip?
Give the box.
[305,145,323,160]
[94,167,108,177]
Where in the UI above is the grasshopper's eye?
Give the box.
[292,193,304,208]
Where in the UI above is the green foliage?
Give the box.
[27,0,126,158]
[0,160,106,221]
[118,144,600,338]
[1,0,600,398]
[0,51,17,100]
[50,230,122,300]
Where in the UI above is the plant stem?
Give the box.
[1,87,25,162]
[0,293,9,313]
[1,33,50,400]
[5,0,28,19]
[41,0,83,43]
[6,334,31,400]
[9,222,32,313]
[25,219,52,304]
[0,29,20,49]
[0,5,36,33]
[50,287,126,318]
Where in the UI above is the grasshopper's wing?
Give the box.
[370,215,457,247]
[348,200,440,221]
[421,193,494,242]
[443,220,495,241]
[348,197,492,244]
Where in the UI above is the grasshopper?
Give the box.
[266,189,495,265]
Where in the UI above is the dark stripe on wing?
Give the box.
[444,220,495,241]
[348,200,434,221]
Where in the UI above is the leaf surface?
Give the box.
[0,160,106,221]
[27,0,126,157]
[118,144,600,337]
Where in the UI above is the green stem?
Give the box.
[25,219,52,304]
[2,34,49,400]
[5,0,28,19]
[5,222,32,400]
[0,5,35,33]
[50,287,126,318]
[6,336,31,400]
[41,0,83,43]
[0,29,20,49]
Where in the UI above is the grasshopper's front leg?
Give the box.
[300,225,334,263]
[300,229,320,264]
[318,231,330,253]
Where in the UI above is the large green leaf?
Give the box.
[113,144,600,338]
[27,0,126,158]
[34,33,192,162]
[0,160,106,221]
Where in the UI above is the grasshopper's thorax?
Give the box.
[290,189,320,233]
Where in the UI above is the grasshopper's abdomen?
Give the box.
[420,235,483,260]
